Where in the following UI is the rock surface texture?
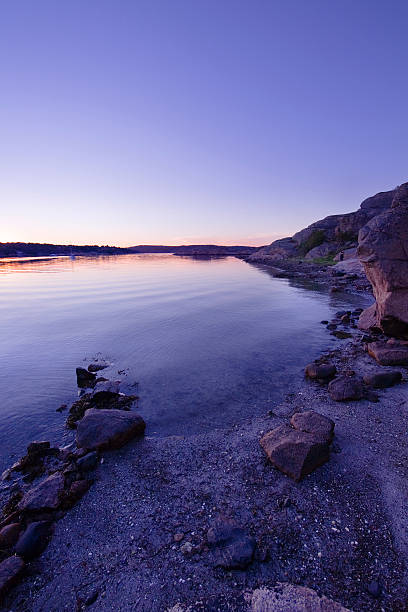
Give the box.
[18,472,65,513]
[358,182,408,338]
[76,409,146,451]
[251,583,351,611]
[260,415,332,482]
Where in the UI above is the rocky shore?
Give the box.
[1,182,408,611]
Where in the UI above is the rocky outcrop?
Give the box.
[358,183,408,338]
[76,408,146,451]
[249,188,395,263]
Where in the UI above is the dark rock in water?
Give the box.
[19,472,65,513]
[260,424,331,481]
[328,376,364,401]
[327,323,337,330]
[367,340,408,365]
[290,411,335,442]
[27,441,50,455]
[0,556,24,597]
[361,334,375,343]
[0,523,21,549]
[77,451,98,472]
[363,371,402,389]
[353,308,363,315]
[76,409,146,451]
[320,320,329,325]
[305,363,336,381]
[207,519,256,569]
[66,388,138,429]
[341,314,351,324]
[15,521,53,560]
[332,331,352,339]
[336,311,348,317]
[88,363,108,373]
[76,367,97,388]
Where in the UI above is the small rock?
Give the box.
[251,583,350,611]
[332,330,353,339]
[180,542,193,555]
[367,580,382,599]
[320,320,329,325]
[27,441,50,455]
[328,376,364,401]
[0,556,25,597]
[88,363,108,372]
[85,591,99,606]
[305,363,337,381]
[76,367,97,388]
[326,323,337,330]
[174,533,184,542]
[15,521,53,560]
[19,472,65,513]
[207,519,256,569]
[0,523,21,549]
[65,479,91,507]
[77,451,98,472]
[367,340,408,366]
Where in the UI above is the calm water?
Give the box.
[0,254,368,470]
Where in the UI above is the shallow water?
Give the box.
[0,254,369,470]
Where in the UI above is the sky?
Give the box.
[1,0,407,247]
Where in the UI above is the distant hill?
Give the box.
[0,242,130,258]
[0,242,258,259]
[130,244,258,255]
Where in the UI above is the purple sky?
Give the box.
[1,0,407,246]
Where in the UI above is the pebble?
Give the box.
[174,532,184,542]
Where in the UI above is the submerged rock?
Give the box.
[76,409,146,451]
[207,519,256,569]
[260,423,331,481]
[0,556,25,597]
[87,363,108,373]
[328,376,364,401]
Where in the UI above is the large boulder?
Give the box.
[18,472,65,513]
[260,423,331,482]
[248,238,299,263]
[251,583,350,611]
[76,409,146,451]
[358,182,408,338]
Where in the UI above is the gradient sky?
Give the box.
[1,0,407,246]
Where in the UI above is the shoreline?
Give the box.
[2,263,408,611]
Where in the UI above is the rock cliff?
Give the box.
[248,188,395,263]
[358,182,408,338]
